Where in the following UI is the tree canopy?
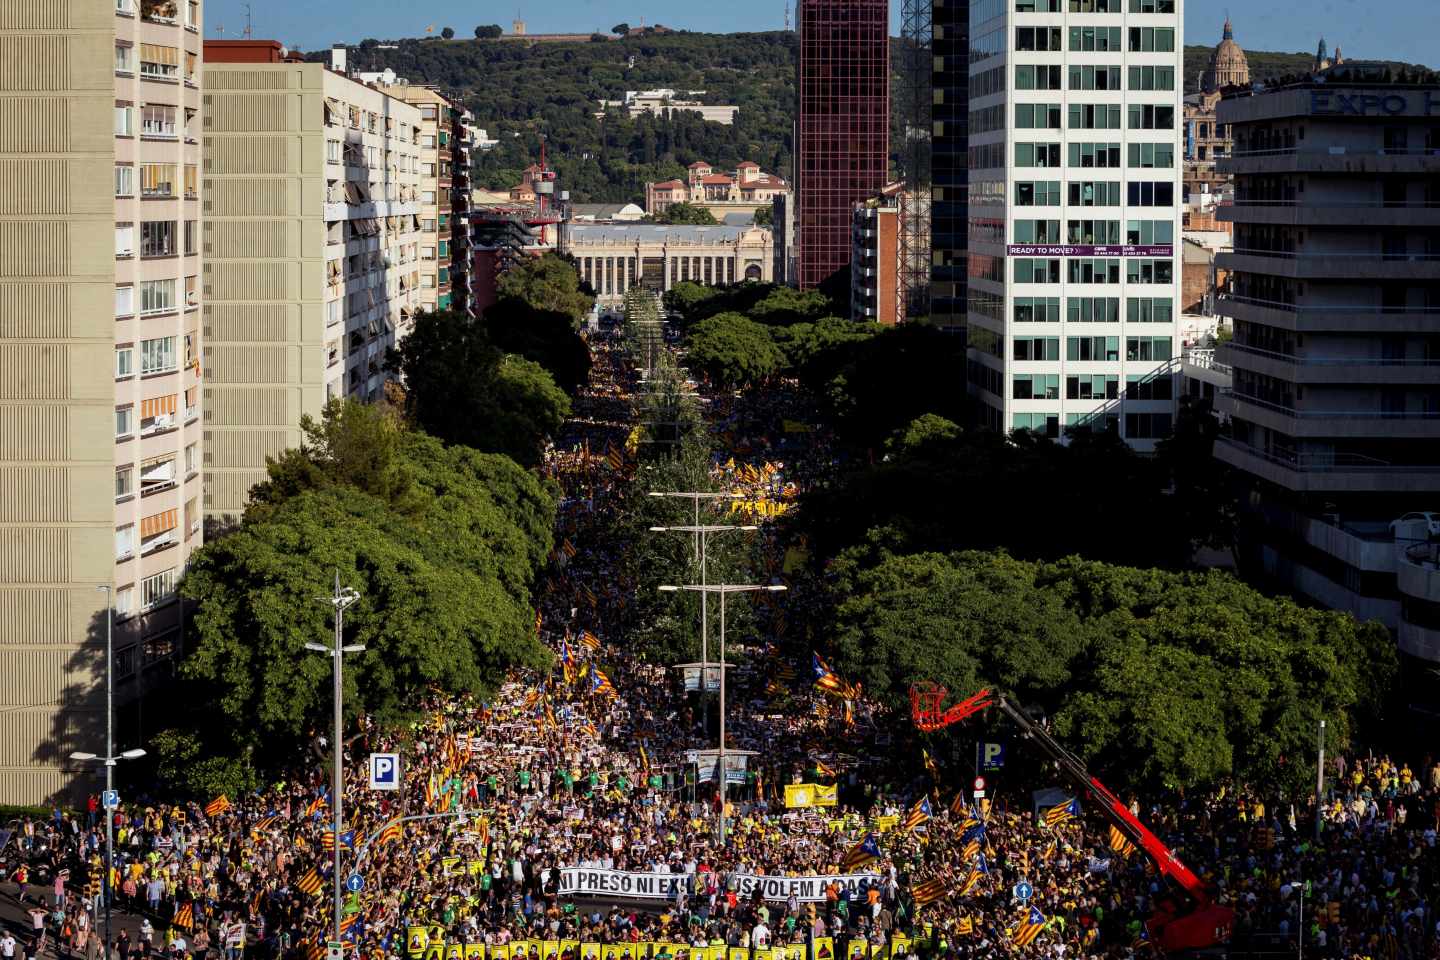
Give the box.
[440,26,455,39]
[651,202,718,225]
[474,24,503,38]
[495,252,596,326]
[682,312,785,389]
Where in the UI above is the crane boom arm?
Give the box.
[994,696,1211,905]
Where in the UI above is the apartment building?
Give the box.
[202,42,423,522]
[0,0,204,803]
[851,184,904,324]
[1213,69,1440,673]
[373,84,474,316]
[965,0,1184,450]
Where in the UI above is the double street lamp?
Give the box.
[657,582,785,845]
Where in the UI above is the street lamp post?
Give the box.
[648,521,756,678]
[1290,879,1305,960]
[72,583,145,960]
[308,573,364,943]
[659,583,785,844]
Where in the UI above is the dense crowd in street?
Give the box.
[4,330,1438,960]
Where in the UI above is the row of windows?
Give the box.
[1012,219,1175,244]
[1011,258,1173,284]
[1014,26,1174,53]
[1008,412,1173,440]
[1016,0,1174,11]
[1012,373,1171,400]
[1010,103,1175,130]
[1014,142,1174,169]
[1013,63,1182,94]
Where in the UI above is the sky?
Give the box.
[207,0,1436,67]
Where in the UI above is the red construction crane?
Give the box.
[910,684,1235,952]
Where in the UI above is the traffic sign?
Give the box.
[327,942,345,960]
[972,776,985,790]
[368,753,400,791]
[101,790,120,809]
[1013,880,1033,902]
[345,873,365,893]
[981,742,1006,771]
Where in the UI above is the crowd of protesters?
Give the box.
[2,330,1436,960]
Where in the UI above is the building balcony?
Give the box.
[1214,435,1440,494]
[1400,542,1440,604]
[1216,200,1440,228]
[1217,342,1440,385]
[1217,294,1440,334]
[322,200,419,221]
[1219,146,1440,177]
[1216,248,1440,281]
[1219,389,1440,439]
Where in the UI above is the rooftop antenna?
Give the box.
[243,3,253,39]
[784,0,790,30]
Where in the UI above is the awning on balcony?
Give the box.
[141,509,178,538]
[140,394,177,419]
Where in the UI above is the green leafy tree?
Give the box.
[475,24,503,38]
[612,22,630,34]
[441,26,455,39]
[682,312,784,388]
[495,252,596,326]
[482,297,593,395]
[752,206,773,227]
[652,202,719,225]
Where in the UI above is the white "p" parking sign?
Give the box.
[369,753,400,791]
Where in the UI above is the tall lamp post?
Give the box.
[648,521,756,674]
[71,584,146,960]
[658,582,786,844]
[308,574,364,942]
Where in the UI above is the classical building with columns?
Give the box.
[562,224,774,305]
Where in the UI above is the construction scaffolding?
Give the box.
[896,0,932,323]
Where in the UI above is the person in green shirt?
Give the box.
[518,769,532,792]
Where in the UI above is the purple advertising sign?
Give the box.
[1005,245,1174,257]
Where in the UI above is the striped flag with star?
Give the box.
[901,796,932,832]
[840,833,881,872]
[1044,797,1081,826]
[910,876,950,908]
[204,795,230,817]
[958,855,988,896]
[1011,906,1048,947]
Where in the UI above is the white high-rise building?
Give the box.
[965,0,1184,450]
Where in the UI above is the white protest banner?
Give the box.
[557,867,691,900]
[731,872,882,903]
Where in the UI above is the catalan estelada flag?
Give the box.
[578,630,601,651]
[901,796,932,832]
[377,822,403,847]
[172,903,194,930]
[591,668,616,697]
[339,912,359,936]
[204,795,230,817]
[1044,797,1081,826]
[812,653,857,698]
[304,792,327,819]
[958,855,988,896]
[296,867,324,896]
[251,815,278,834]
[840,833,881,871]
[1010,906,1047,947]
[1109,824,1137,857]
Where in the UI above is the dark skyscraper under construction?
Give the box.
[795,0,890,290]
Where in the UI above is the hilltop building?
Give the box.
[1184,19,1246,201]
[644,161,789,219]
[598,90,739,125]
[561,224,773,306]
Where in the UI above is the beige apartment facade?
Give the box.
[0,0,204,803]
[202,50,423,522]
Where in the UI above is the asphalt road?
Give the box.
[0,882,150,960]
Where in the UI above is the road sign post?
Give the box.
[101,790,119,809]
[972,775,986,799]
[368,753,400,791]
[345,873,365,893]
[1013,880,1033,902]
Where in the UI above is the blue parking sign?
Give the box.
[368,753,400,791]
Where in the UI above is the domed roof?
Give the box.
[1203,18,1250,92]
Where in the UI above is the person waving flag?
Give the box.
[901,796,932,832]
[1011,906,1048,947]
[840,833,881,871]
[1044,797,1081,826]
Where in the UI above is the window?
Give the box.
[1125,336,1173,361]
[115,165,134,197]
[1067,374,1119,400]
[185,442,197,475]
[1068,258,1120,283]
[185,165,197,199]
[1016,27,1062,51]
[1067,296,1120,323]
[1128,104,1175,129]
[141,104,177,137]
[115,223,134,257]
[184,220,197,255]
[1069,66,1122,90]
[1126,297,1174,323]
[1069,104,1122,129]
[1068,142,1121,168]
[1014,220,1061,244]
[141,568,178,610]
[1013,373,1060,400]
[114,586,134,620]
[1126,374,1174,400]
[141,221,176,257]
[116,0,134,11]
[140,453,177,492]
[1016,103,1061,129]
[116,466,134,499]
[115,43,135,72]
[139,43,179,79]
[1125,412,1173,438]
[141,336,177,373]
[1128,142,1174,168]
[115,525,135,561]
[1013,337,1060,361]
[115,104,134,136]
[1015,65,1062,90]
[1071,0,1121,9]
[116,406,133,438]
[1128,27,1174,51]
[1125,259,1173,284]
[1067,336,1120,361]
[139,163,175,198]
[116,286,134,317]
[1067,219,1120,244]
[1014,258,1060,283]
[1013,297,1061,322]
[116,347,133,378]
[1012,413,1059,438]
[140,279,176,314]
[1069,26,1122,51]
[1128,65,1175,90]
[1127,181,1174,206]
[1126,220,1174,245]
[1014,142,1062,168]
[1015,181,1061,206]
[1068,181,1121,206]
[1129,0,1174,11]
[186,0,199,25]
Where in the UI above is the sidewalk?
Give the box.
[0,885,149,960]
